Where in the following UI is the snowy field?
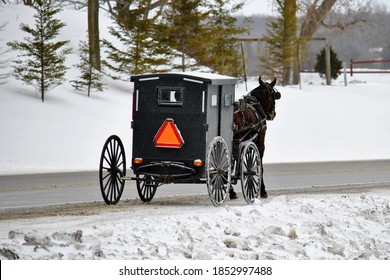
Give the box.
[1,4,390,174]
[1,4,390,263]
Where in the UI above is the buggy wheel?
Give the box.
[99,135,126,205]
[206,137,231,206]
[240,142,262,204]
[136,175,158,203]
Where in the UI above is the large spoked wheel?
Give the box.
[206,137,231,206]
[240,142,262,204]
[136,175,158,203]
[99,135,126,205]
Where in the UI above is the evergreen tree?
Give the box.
[160,0,208,72]
[102,0,170,79]
[203,0,248,76]
[8,0,71,102]
[315,46,342,80]
[71,40,104,96]
[261,0,297,85]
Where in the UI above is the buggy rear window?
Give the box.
[157,87,184,106]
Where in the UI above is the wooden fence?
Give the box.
[350,59,390,76]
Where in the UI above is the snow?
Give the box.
[1,4,390,175]
[1,190,390,261]
[1,4,390,263]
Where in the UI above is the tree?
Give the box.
[293,0,372,83]
[102,0,168,24]
[88,0,100,71]
[262,0,297,85]
[0,21,9,85]
[315,45,342,79]
[8,0,71,102]
[71,41,104,96]
[102,0,170,79]
[202,0,248,76]
[160,0,208,72]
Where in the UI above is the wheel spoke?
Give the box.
[102,171,111,181]
[104,155,111,167]
[103,175,112,192]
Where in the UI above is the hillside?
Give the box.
[1,4,390,175]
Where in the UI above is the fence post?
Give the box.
[343,62,347,86]
[350,59,353,77]
[325,44,331,85]
[240,42,247,91]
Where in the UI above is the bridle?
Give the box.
[258,82,279,120]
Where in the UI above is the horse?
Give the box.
[231,76,281,199]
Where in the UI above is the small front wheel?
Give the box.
[240,142,262,204]
[99,135,126,205]
[206,137,231,206]
[136,175,158,203]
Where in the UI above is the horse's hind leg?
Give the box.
[260,180,268,198]
[260,162,268,198]
[229,187,238,199]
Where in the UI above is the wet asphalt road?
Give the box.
[1,160,390,211]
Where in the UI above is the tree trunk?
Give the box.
[282,0,297,85]
[299,0,337,40]
[293,0,337,80]
[88,0,101,71]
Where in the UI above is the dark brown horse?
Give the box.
[232,76,281,199]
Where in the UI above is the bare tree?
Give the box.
[292,0,373,83]
[0,21,10,84]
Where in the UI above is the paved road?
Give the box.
[1,160,390,211]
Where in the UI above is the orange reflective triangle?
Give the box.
[154,119,184,148]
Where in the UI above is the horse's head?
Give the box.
[249,76,281,120]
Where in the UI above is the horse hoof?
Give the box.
[260,192,268,199]
[229,190,238,200]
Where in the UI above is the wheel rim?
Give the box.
[206,137,231,206]
[136,175,157,203]
[240,142,261,204]
[99,135,126,205]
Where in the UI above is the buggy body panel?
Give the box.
[130,72,236,182]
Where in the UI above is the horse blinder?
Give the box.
[273,88,281,100]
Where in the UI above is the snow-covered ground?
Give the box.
[1,4,390,175]
[0,4,390,263]
[1,189,390,260]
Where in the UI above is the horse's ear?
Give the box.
[259,76,265,86]
[270,77,276,87]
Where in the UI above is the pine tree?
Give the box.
[261,0,297,85]
[102,0,170,79]
[315,46,342,80]
[160,0,208,72]
[203,0,248,76]
[71,40,104,96]
[7,0,71,102]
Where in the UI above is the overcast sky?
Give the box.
[239,0,390,16]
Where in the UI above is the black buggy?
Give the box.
[99,72,263,206]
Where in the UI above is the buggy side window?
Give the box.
[157,87,184,106]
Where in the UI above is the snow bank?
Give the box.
[1,190,389,260]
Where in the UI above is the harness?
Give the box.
[233,95,267,141]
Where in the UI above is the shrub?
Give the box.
[315,46,342,80]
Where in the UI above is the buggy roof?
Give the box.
[130,71,237,86]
